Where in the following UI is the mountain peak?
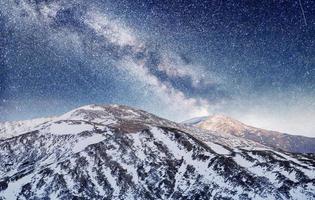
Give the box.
[197,114,248,136]
[184,114,315,153]
[1,104,315,199]
[206,114,243,124]
[59,104,144,122]
[0,104,178,140]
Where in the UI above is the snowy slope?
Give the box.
[0,105,314,200]
[183,114,315,153]
[0,117,55,140]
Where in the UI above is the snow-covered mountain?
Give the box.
[0,105,314,200]
[183,114,315,153]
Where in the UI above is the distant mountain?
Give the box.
[0,105,314,199]
[183,114,315,153]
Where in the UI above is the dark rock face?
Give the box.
[0,105,314,200]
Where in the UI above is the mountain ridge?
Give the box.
[183,114,315,153]
[0,104,314,199]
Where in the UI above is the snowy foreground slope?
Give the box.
[0,105,314,200]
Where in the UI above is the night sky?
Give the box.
[1,0,314,136]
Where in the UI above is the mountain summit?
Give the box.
[184,114,315,153]
[195,115,249,136]
[0,105,314,199]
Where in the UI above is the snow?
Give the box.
[81,152,106,196]
[271,151,315,179]
[247,152,299,182]
[207,142,231,155]
[0,117,54,139]
[289,184,315,200]
[173,160,188,192]
[78,104,105,111]
[150,127,226,188]
[124,109,141,117]
[233,153,253,168]
[149,126,280,197]
[72,134,106,153]
[128,133,146,160]
[46,121,95,135]
[272,151,309,167]
[103,137,140,185]
[102,165,120,196]
[181,123,266,150]
[150,127,183,159]
[197,114,248,136]
[280,169,298,182]
[233,153,299,186]
[59,104,105,119]
[0,172,33,199]
[1,104,314,200]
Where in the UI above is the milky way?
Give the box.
[0,0,314,136]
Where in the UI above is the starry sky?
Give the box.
[1,0,314,137]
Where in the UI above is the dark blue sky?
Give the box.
[1,0,314,136]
